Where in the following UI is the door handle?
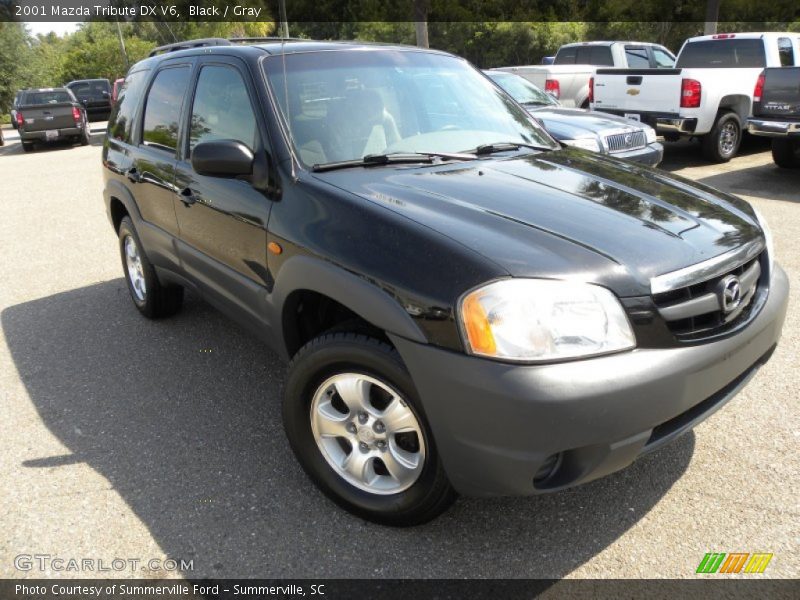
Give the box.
[179,187,197,206]
[126,167,141,183]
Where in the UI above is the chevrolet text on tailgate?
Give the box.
[592,33,800,162]
[102,38,789,525]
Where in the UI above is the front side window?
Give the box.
[652,47,676,68]
[142,66,191,152]
[189,65,258,153]
[264,50,556,168]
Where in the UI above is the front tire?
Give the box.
[283,333,456,526]
[771,138,800,168]
[118,216,183,318]
[702,110,741,163]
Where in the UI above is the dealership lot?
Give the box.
[1,126,798,579]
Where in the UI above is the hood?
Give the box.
[528,106,645,140]
[314,149,762,297]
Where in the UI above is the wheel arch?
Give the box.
[104,179,143,232]
[717,95,750,123]
[272,255,427,359]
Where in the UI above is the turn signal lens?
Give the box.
[680,79,702,108]
[461,292,496,355]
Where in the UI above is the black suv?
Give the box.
[66,78,112,121]
[103,38,788,525]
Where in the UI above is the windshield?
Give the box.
[263,49,557,168]
[486,72,558,107]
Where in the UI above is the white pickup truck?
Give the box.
[492,41,676,109]
[592,32,800,162]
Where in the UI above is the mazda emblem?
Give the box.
[718,275,742,313]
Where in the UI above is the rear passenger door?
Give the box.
[133,62,193,241]
[173,56,272,326]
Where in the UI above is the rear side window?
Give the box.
[575,46,614,66]
[142,66,191,152]
[553,47,577,65]
[188,65,259,153]
[109,70,149,144]
[676,39,766,68]
[778,37,795,67]
[624,46,650,68]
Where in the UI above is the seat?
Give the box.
[326,89,401,161]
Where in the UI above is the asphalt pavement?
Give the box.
[1,126,798,579]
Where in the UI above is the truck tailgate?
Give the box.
[592,69,683,117]
[755,67,800,120]
[19,103,75,132]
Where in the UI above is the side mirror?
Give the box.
[191,140,254,177]
[82,99,88,105]
[102,91,110,98]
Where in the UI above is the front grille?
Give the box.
[653,254,764,341]
[605,130,646,153]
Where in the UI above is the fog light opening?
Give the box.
[533,452,563,485]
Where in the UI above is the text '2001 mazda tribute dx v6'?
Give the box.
[102,39,788,525]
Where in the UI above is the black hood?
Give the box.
[314,148,763,297]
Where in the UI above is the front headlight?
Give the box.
[752,207,774,275]
[643,126,657,145]
[459,279,636,362]
[562,137,601,152]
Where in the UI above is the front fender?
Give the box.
[269,255,427,360]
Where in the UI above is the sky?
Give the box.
[25,22,81,37]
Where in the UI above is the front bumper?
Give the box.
[608,142,663,167]
[391,264,789,497]
[747,118,800,138]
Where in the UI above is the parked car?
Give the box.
[103,38,788,525]
[494,41,676,108]
[747,67,800,168]
[592,33,800,162]
[485,70,662,166]
[111,77,125,104]
[0,124,4,146]
[16,87,90,152]
[10,90,22,130]
[66,78,112,121]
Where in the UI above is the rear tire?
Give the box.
[118,216,183,319]
[283,333,457,526]
[22,141,34,153]
[702,111,741,163]
[771,138,800,169]
[80,123,90,146]
[663,132,680,143]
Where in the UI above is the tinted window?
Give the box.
[24,91,72,104]
[778,37,795,67]
[109,70,149,144]
[553,47,577,65]
[677,39,766,68]
[142,67,191,152]
[653,47,676,68]
[189,65,258,153]
[575,46,614,66]
[625,46,651,68]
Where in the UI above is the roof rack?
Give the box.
[148,37,304,57]
[229,37,304,44]
[148,38,232,57]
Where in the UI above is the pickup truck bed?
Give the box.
[748,67,800,167]
[16,88,90,152]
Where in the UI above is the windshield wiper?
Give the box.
[312,151,476,173]
[466,141,554,156]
